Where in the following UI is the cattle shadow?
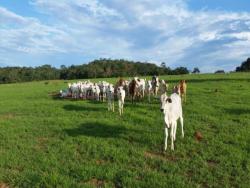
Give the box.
[63,122,151,146]
[63,104,105,112]
[64,122,126,138]
[224,108,250,115]
[50,94,79,101]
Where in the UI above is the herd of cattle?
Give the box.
[59,76,187,150]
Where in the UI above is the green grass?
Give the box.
[0,73,250,187]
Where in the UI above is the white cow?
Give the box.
[160,93,184,151]
[99,81,109,102]
[146,80,154,102]
[117,86,126,116]
[60,89,70,98]
[91,83,100,101]
[135,78,146,98]
[69,83,80,99]
[152,76,160,96]
[106,84,115,112]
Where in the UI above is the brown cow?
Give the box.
[172,80,187,103]
[179,80,187,103]
[128,78,140,104]
[114,78,125,94]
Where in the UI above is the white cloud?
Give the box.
[0,7,28,25]
[0,0,250,72]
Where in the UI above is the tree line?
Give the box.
[0,59,190,84]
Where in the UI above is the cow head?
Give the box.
[160,94,172,113]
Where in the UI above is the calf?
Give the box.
[117,86,126,116]
[135,78,146,99]
[106,84,115,112]
[179,80,187,103]
[69,83,80,99]
[60,89,70,98]
[146,80,154,102]
[152,75,159,96]
[160,93,184,151]
[91,83,100,101]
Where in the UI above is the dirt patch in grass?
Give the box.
[37,137,49,144]
[84,178,105,187]
[0,113,15,120]
[144,151,178,162]
[207,159,219,168]
[0,183,10,188]
[95,159,107,165]
[34,137,49,150]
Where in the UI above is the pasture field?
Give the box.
[0,73,250,187]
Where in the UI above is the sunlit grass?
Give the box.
[0,73,249,187]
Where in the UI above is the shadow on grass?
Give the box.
[225,108,250,115]
[50,94,79,101]
[63,122,151,146]
[64,122,126,138]
[63,104,105,112]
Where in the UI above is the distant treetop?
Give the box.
[236,58,250,72]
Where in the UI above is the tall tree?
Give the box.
[192,67,200,74]
[236,58,250,72]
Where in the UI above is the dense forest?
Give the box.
[0,59,189,84]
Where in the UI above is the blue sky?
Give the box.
[1,0,250,72]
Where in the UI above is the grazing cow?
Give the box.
[117,86,126,116]
[179,80,187,103]
[60,89,70,98]
[160,93,184,151]
[106,84,115,112]
[152,75,160,96]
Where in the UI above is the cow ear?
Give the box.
[166,98,172,103]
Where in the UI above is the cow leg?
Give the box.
[164,127,168,151]
[118,101,121,116]
[171,123,175,150]
[174,122,177,141]
[180,116,184,138]
[108,100,110,111]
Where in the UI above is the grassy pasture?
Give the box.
[0,73,250,187]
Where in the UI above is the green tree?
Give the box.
[236,58,250,72]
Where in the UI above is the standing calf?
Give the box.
[117,86,126,116]
[146,80,153,102]
[106,84,115,112]
[160,93,184,151]
[179,80,187,103]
